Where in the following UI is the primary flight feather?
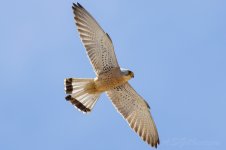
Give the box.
[64,3,160,148]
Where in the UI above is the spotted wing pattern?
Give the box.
[72,3,119,75]
[106,83,160,148]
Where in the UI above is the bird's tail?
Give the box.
[64,78,101,113]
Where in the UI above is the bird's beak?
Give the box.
[131,73,134,78]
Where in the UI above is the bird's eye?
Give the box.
[128,71,131,75]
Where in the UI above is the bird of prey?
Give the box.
[64,3,159,148]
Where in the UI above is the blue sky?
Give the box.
[0,0,226,149]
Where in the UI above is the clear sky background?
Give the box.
[0,0,226,150]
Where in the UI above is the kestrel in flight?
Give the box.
[64,3,159,148]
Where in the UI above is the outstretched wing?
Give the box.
[72,3,119,76]
[106,83,159,148]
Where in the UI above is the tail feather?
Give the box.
[64,78,101,113]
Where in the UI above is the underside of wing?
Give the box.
[72,3,119,75]
[106,83,160,148]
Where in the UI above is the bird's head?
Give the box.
[121,68,134,80]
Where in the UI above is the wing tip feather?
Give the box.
[72,2,84,10]
[148,136,160,148]
[77,2,84,8]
